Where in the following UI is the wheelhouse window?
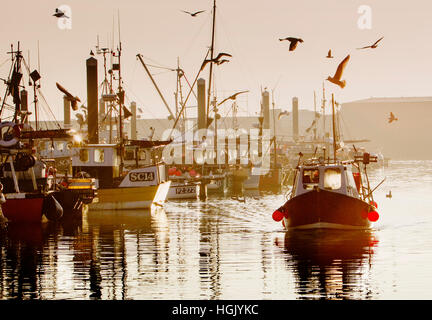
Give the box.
[94,149,105,163]
[302,169,319,190]
[124,147,136,161]
[138,149,147,161]
[79,149,89,163]
[324,168,342,190]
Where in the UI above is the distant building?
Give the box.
[340,97,432,160]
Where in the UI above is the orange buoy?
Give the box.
[368,211,379,222]
[272,210,284,222]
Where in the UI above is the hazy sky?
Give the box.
[1,0,432,122]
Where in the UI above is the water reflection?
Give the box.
[0,208,169,300]
[283,229,378,300]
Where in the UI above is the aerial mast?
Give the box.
[206,0,217,125]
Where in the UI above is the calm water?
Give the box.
[1,161,432,300]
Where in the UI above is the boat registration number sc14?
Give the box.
[129,171,155,182]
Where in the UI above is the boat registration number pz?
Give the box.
[129,171,155,182]
[175,187,195,194]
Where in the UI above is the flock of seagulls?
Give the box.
[52,6,395,125]
[277,34,397,124]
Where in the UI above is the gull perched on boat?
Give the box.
[326,54,350,89]
[388,112,398,123]
[326,50,334,58]
[279,37,304,51]
[278,110,289,120]
[182,10,205,17]
[357,37,384,50]
[53,8,69,18]
[200,52,232,70]
[56,82,81,110]
[217,90,249,106]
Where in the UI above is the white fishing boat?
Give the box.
[72,143,171,210]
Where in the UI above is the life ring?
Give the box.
[0,122,20,147]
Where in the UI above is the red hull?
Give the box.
[281,189,372,229]
[1,196,44,223]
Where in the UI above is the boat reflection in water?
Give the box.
[0,207,168,300]
[282,229,379,299]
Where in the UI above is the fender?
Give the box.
[0,122,20,147]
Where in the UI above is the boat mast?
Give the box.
[322,82,326,143]
[313,90,317,141]
[331,93,337,162]
[206,0,217,126]
[116,11,124,169]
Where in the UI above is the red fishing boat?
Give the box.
[272,94,382,229]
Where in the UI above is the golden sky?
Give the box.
[1,0,431,121]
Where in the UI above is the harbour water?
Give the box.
[0,160,431,300]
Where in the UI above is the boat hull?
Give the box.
[168,183,199,200]
[281,189,371,229]
[88,181,171,210]
[1,194,44,223]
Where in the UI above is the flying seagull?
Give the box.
[279,37,304,51]
[278,110,289,120]
[53,8,69,18]
[388,112,398,123]
[56,82,81,110]
[326,50,334,58]
[217,90,249,106]
[201,52,232,70]
[182,10,205,17]
[216,59,230,66]
[357,37,384,50]
[326,54,350,89]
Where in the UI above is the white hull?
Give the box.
[168,183,199,200]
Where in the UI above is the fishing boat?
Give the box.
[72,141,171,210]
[272,94,382,229]
[0,43,96,223]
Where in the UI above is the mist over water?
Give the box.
[0,160,431,300]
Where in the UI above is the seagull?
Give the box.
[75,113,86,129]
[53,8,69,18]
[56,82,81,110]
[279,37,304,51]
[200,52,232,70]
[217,91,249,106]
[182,10,205,17]
[357,37,384,50]
[216,59,230,65]
[386,190,392,198]
[326,54,350,89]
[388,112,398,123]
[278,110,289,120]
[326,50,334,58]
